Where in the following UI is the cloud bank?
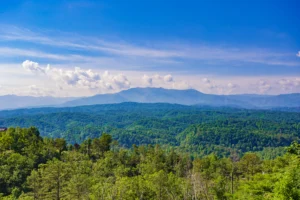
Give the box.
[22,60,131,93]
[15,60,300,97]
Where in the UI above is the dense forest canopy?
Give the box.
[0,103,300,198]
[0,127,299,199]
[0,103,299,158]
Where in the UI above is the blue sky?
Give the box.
[0,0,299,96]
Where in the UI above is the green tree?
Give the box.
[239,153,262,180]
[38,159,71,200]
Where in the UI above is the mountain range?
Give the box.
[1,87,300,110]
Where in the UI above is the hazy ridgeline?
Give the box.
[1,88,300,110]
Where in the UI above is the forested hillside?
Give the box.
[0,127,299,199]
[0,103,299,157]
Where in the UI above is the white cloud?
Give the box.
[21,60,131,93]
[47,66,101,88]
[257,80,272,94]
[278,79,292,90]
[103,71,131,90]
[297,51,300,57]
[22,60,45,74]
[140,73,190,89]
[163,74,173,82]
[202,78,217,89]
[295,78,300,87]
[227,83,235,88]
[171,81,191,90]
[202,78,211,83]
[227,82,239,94]
[142,75,153,86]
[200,78,240,94]
[277,78,300,91]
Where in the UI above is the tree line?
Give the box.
[0,127,299,199]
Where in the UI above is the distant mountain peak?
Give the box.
[1,87,299,110]
[63,87,300,108]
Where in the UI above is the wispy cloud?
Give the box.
[0,26,182,58]
[0,25,299,68]
[0,47,72,60]
[297,51,300,57]
[0,47,153,69]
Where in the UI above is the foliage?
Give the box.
[0,127,299,199]
[0,103,299,158]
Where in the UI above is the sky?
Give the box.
[0,0,299,97]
